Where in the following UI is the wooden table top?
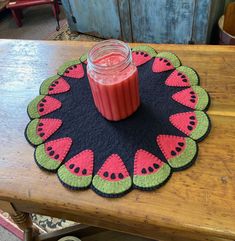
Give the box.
[0,40,234,241]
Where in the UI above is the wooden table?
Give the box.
[0,40,234,241]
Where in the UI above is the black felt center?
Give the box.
[45,60,192,174]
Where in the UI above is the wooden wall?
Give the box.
[62,0,226,44]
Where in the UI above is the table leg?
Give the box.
[52,1,60,18]
[0,200,39,240]
[10,9,23,27]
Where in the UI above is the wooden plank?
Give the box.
[66,0,121,39]
[0,40,234,241]
[118,0,133,42]
[130,0,195,43]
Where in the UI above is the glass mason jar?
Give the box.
[87,40,140,121]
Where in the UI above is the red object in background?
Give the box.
[6,0,60,27]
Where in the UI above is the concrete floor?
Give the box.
[0,226,20,241]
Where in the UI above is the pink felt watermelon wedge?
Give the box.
[172,86,209,110]
[26,118,62,145]
[165,66,199,87]
[132,45,157,66]
[57,60,84,79]
[35,137,72,171]
[133,149,171,190]
[27,95,62,119]
[157,135,197,169]
[58,150,94,189]
[152,52,181,73]
[170,111,209,140]
[40,75,70,95]
[92,154,132,197]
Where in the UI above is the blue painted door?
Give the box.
[130,0,195,43]
[62,0,122,39]
[62,0,224,44]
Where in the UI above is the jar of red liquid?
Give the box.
[87,40,140,121]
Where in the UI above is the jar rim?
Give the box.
[87,39,131,73]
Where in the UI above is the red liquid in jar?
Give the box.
[87,53,140,121]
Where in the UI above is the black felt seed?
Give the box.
[178,142,184,147]
[74,167,80,173]
[190,99,196,103]
[54,81,59,84]
[171,151,176,156]
[82,169,87,175]
[65,70,69,73]
[39,103,44,107]
[191,95,196,99]
[111,173,116,179]
[103,171,109,177]
[166,63,171,66]
[140,52,144,55]
[159,58,163,61]
[177,72,182,76]
[39,133,44,137]
[153,163,159,169]
[118,173,124,179]
[190,116,195,120]
[188,125,193,131]
[38,123,43,126]
[164,59,168,63]
[49,150,54,156]
[190,121,195,125]
[38,128,42,131]
[69,164,74,169]
[49,88,53,91]
[39,108,44,112]
[47,146,52,151]
[51,84,56,87]
[42,99,46,103]
[69,67,73,70]
[182,79,187,82]
[136,52,139,54]
[176,147,181,152]
[148,167,154,172]
[73,65,77,68]
[144,54,148,57]
[181,75,186,78]
[54,154,59,159]
[190,91,195,95]
[141,168,147,174]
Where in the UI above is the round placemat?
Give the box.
[25,45,210,198]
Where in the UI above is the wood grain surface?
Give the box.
[0,40,234,241]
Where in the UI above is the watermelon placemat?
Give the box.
[25,45,210,198]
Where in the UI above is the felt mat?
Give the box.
[25,45,210,198]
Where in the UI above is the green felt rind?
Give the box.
[156,52,181,67]
[133,163,171,189]
[26,119,43,145]
[58,165,92,189]
[40,75,60,95]
[193,86,209,110]
[27,95,45,119]
[168,138,197,169]
[176,66,199,86]
[80,53,87,63]
[57,60,81,75]
[132,45,157,57]
[190,111,209,140]
[92,175,132,195]
[35,144,60,171]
